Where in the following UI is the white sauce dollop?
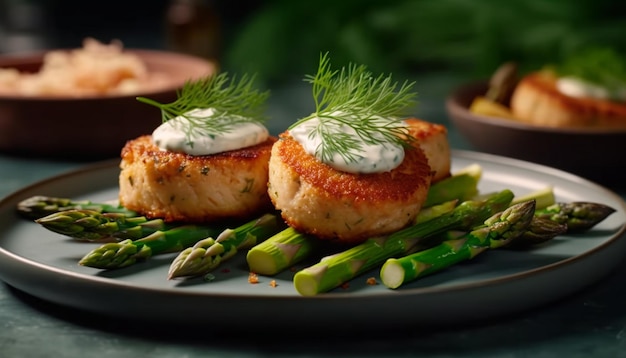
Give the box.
[289,114,406,174]
[556,76,626,102]
[152,108,269,155]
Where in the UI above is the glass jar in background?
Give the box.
[165,0,220,62]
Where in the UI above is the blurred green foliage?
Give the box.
[221,0,626,83]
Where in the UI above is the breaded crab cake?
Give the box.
[267,118,449,244]
[118,135,276,223]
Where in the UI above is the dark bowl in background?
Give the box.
[446,81,626,185]
[0,49,216,161]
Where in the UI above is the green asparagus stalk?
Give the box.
[246,226,322,276]
[246,165,484,276]
[415,185,555,244]
[292,190,514,296]
[17,195,136,220]
[35,210,175,241]
[511,186,555,210]
[167,213,286,279]
[79,222,229,269]
[380,200,536,289]
[534,202,616,234]
[422,163,481,208]
[383,198,613,251]
[415,199,459,224]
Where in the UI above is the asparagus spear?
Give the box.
[505,216,568,248]
[292,190,514,296]
[35,210,177,241]
[422,163,481,208]
[246,166,484,276]
[17,195,136,220]
[415,199,459,224]
[502,200,615,249]
[380,200,536,289]
[511,186,555,210]
[167,213,286,279]
[534,202,616,234]
[79,222,229,269]
[379,200,616,288]
[245,226,322,276]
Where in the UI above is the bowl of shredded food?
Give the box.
[0,38,217,160]
[446,48,626,185]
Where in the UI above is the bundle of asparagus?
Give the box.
[30,206,285,270]
[293,197,615,295]
[379,200,616,289]
[379,199,538,289]
[17,163,616,296]
[292,189,516,296]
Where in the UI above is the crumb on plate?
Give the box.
[366,277,378,285]
[248,272,259,284]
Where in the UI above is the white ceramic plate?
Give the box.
[0,150,624,330]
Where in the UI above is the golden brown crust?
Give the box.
[268,131,433,244]
[118,135,276,223]
[275,134,430,202]
[405,118,451,182]
[510,71,626,128]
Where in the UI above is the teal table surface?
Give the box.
[1,75,626,358]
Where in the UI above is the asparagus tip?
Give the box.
[78,240,142,269]
[167,242,219,279]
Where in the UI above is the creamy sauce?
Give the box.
[289,114,406,174]
[152,108,269,155]
[556,76,626,102]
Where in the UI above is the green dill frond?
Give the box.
[136,72,270,141]
[290,52,418,164]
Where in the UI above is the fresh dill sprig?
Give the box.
[137,72,269,141]
[289,52,418,164]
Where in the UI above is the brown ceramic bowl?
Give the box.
[0,49,216,160]
[446,81,626,185]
